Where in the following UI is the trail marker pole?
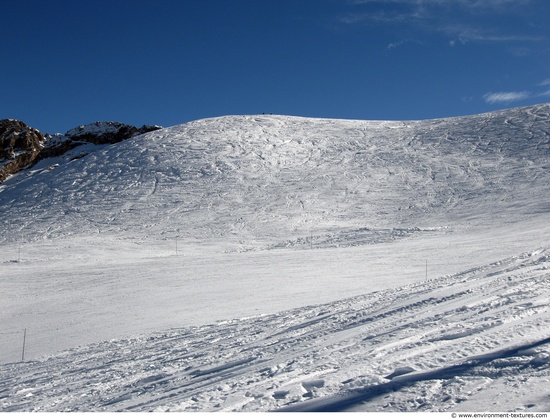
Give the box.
[425,260,428,281]
[21,329,27,362]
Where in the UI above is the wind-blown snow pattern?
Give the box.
[1,104,550,412]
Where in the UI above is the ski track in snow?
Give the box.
[1,249,549,412]
[1,105,549,246]
[1,104,550,412]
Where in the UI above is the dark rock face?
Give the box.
[64,122,160,145]
[37,134,85,160]
[0,119,44,183]
[38,122,162,160]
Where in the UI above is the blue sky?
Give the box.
[1,0,549,133]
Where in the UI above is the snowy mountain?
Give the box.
[0,120,161,185]
[1,104,548,247]
[0,104,549,412]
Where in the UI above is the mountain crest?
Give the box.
[0,120,162,183]
[1,103,549,246]
[0,119,45,183]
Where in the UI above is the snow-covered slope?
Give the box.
[1,248,549,412]
[0,120,162,187]
[1,104,548,247]
[1,104,549,412]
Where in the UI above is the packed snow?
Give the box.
[1,104,549,412]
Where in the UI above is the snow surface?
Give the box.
[1,104,550,412]
[65,121,133,137]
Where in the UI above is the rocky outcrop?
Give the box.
[64,122,161,145]
[0,119,45,183]
[0,120,162,183]
[38,122,162,160]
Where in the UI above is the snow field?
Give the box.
[2,212,548,368]
[1,247,549,412]
[1,106,549,247]
[1,104,550,411]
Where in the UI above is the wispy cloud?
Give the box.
[439,24,544,44]
[446,0,531,11]
[483,78,550,104]
[483,91,531,104]
[342,0,542,46]
[387,40,406,49]
[349,0,530,9]
[387,39,424,49]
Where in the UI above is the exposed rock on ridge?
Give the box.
[0,120,162,183]
[0,119,45,183]
[65,122,161,145]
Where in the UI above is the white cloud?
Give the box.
[483,80,550,104]
[483,91,531,104]
[348,0,531,12]
[453,0,531,10]
[387,41,405,49]
[387,38,425,50]
[350,0,530,7]
[444,24,543,43]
